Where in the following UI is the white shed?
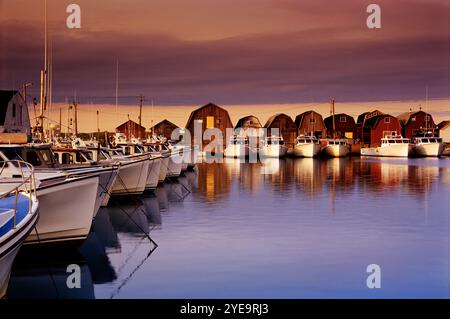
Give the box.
[0,90,31,134]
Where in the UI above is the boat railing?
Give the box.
[0,160,37,229]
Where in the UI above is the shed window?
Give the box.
[206,116,214,129]
[411,116,416,122]
[384,117,391,123]
[310,118,316,123]
[339,116,347,123]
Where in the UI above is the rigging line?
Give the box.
[108,236,157,299]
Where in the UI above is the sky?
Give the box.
[1,0,449,108]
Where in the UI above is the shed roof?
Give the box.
[235,115,262,129]
[264,113,294,128]
[186,102,232,127]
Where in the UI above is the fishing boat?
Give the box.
[410,137,445,157]
[321,139,350,157]
[224,135,249,158]
[361,136,411,157]
[144,138,182,179]
[111,134,162,190]
[0,161,39,298]
[293,135,321,158]
[0,143,118,213]
[259,136,288,158]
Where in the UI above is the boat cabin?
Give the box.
[381,136,410,146]
[296,136,319,145]
[52,147,96,165]
[412,137,443,145]
[0,144,59,168]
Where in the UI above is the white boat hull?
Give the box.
[0,195,39,298]
[167,152,183,178]
[224,145,249,158]
[411,143,445,157]
[0,243,21,298]
[26,176,99,244]
[145,157,162,190]
[293,144,321,157]
[111,159,149,195]
[322,145,350,157]
[158,156,170,183]
[94,168,118,211]
[260,145,288,158]
[361,144,410,157]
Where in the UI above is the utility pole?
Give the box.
[59,107,62,135]
[22,83,32,104]
[330,98,336,138]
[136,95,144,139]
[97,110,100,141]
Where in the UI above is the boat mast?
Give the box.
[115,58,119,124]
[38,0,48,141]
[330,97,336,138]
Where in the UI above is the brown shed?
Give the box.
[356,110,384,142]
[149,119,179,140]
[264,113,297,148]
[324,113,357,139]
[397,110,437,138]
[185,102,233,152]
[116,120,146,139]
[295,111,326,138]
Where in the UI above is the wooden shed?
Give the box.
[116,120,146,140]
[235,115,262,130]
[356,110,384,143]
[324,113,357,139]
[264,113,297,148]
[438,121,450,143]
[149,119,179,140]
[235,115,262,138]
[295,111,326,138]
[397,110,437,138]
[358,113,402,146]
[185,103,233,152]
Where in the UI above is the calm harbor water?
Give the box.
[7,157,450,298]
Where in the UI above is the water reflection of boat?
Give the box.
[293,158,325,193]
[78,232,117,284]
[7,250,95,299]
[91,208,120,252]
[108,202,149,235]
[141,195,162,226]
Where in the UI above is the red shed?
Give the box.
[323,113,356,138]
[397,110,437,138]
[116,120,146,139]
[356,110,384,143]
[360,113,402,146]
